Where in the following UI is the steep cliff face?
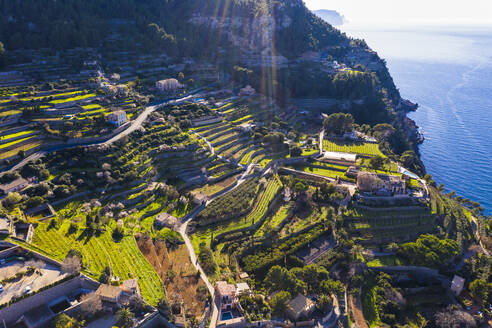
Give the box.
[188,0,344,61]
[189,12,291,60]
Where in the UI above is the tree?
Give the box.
[158,298,171,318]
[316,294,332,313]
[52,314,84,328]
[289,146,302,157]
[373,123,395,141]
[387,242,399,253]
[79,293,102,318]
[323,113,354,136]
[61,255,81,275]
[350,244,363,261]
[117,307,135,328]
[469,279,488,305]
[270,291,291,316]
[434,306,475,328]
[25,196,44,209]
[368,155,386,170]
[3,192,22,207]
[0,41,5,68]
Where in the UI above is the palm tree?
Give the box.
[117,307,135,328]
[350,244,364,261]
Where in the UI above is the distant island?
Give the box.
[313,9,346,26]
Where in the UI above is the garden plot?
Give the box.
[322,139,384,157]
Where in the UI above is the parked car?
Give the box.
[25,286,32,295]
[0,259,5,265]
[0,284,3,292]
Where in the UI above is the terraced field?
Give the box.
[322,139,384,157]
[13,220,164,305]
[192,177,282,249]
[344,207,436,243]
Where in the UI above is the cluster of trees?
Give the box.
[242,224,328,276]
[312,182,344,204]
[397,234,459,268]
[198,242,216,275]
[196,178,259,223]
[323,112,354,136]
[264,264,344,316]
[332,70,377,99]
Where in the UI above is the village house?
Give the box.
[237,122,255,132]
[235,282,250,297]
[216,281,237,311]
[122,278,140,296]
[107,110,127,127]
[286,294,316,321]
[154,212,179,230]
[239,85,256,97]
[95,284,125,306]
[0,177,28,195]
[0,217,11,235]
[357,171,406,195]
[156,78,182,92]
[450,275,465,296]
[191,191,208,205]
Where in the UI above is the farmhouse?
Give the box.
[0,177,28,195]
[286,294,316,321]
[357,171,406,195]
[156,78,182,92]
[154,212,179,229]
[107,110,127,127]
[216,281,236,310]
[95,284,124,306]
[122,278,141,296]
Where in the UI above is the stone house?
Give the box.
[357,171,406,195]
[286,294,316,321]
[156,78,182,92]
[107,110,127,127]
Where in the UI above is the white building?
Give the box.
[156,78,182,92]
[107,110,127,127]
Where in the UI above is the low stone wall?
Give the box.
[212,190,283,245]
[207,168,244,185]
[0,275,99,326]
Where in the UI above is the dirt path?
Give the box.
[348,294,369,328]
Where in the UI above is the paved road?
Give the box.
[2,94,197,174]
[178,171,251,328]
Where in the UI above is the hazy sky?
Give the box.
[304,0,492,25]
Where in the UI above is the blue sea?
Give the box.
[342,24,492,215]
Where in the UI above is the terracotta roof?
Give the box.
[122,278,139,290]
[96,284,123,300]
[216,281,236,296]
[288,294,315,315]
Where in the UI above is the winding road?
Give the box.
[177,163,253,328]
[2,94,198,174]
